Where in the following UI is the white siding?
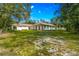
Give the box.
[17,27,29,30]
[44,26,49,30]
[44,26,56,30]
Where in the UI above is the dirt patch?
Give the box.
[0,33,15,38]
[34,37,78,56]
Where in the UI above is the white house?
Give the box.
[12,23,66,31]
[12,24,34,30]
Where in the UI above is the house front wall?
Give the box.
[34,25,56,30]
[17,27,29,30]
[35,25,44,30]
[44,26,56,30]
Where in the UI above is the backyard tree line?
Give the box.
[61,3,79,33]
[0,3,31,33]
[0,3,79,33]
[51,3,79,33]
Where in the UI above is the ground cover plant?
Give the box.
[0,30,79,56]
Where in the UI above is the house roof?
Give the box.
[35,23,55,26]
[12,24,34,27]
[12,23,56,27]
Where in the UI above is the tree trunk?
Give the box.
[0,29,3,34]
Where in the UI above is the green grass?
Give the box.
[0,30,79,56]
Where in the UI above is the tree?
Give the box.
[25,20,35,24]
[50,16,63,28]
[0,4,17,32]
[61,3,79,33]
[15,3,31,23]
[0,3,31,33]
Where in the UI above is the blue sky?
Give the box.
[30,3,62,22]
[13,3,62,23]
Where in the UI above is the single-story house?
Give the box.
[12,24,34,30]
[12,23,66,31]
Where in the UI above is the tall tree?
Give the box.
[16,3,31,23]
[0,4,16,32]
[0,3,31,33]
[61,3,79,33]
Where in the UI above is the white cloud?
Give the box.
[31,5,34,9]
[38,11,41,13]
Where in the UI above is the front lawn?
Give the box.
[0,30,79,56]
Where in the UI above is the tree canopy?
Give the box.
[0,3,31,32]
[61,3,79,33]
